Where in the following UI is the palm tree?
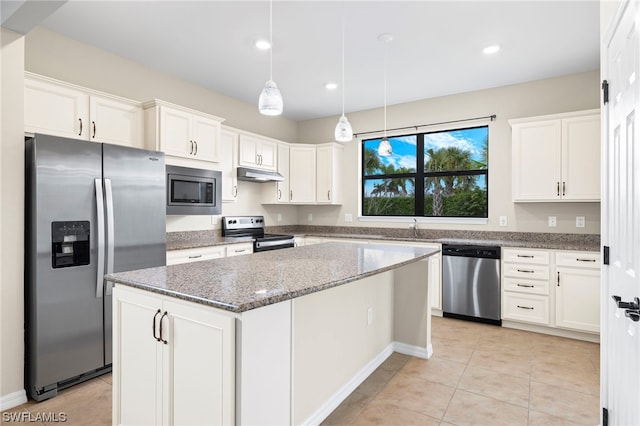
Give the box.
[424,148,447,216]
[440,147,475,196]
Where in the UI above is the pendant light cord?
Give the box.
[269,0,273,81]
[383,38,388,139]
[341,8,345,117]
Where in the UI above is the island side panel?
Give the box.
[393,259,432,358]
[236,300,292,426]
[292,271,394,425]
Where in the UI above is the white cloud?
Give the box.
[424,132,479,157]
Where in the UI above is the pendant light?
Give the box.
[334,8,353,142]
[377,33,393,156]
[258,0,283,116]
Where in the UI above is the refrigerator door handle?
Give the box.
[104,178,115,295]
[95,179,106,298]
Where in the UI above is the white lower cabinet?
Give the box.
[555,251,601,333]
[166,246,226,265]
[113,286,235,426]
[502,247,600,336]
[225,243,253,257]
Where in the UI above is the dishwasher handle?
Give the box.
[442,244,501,259]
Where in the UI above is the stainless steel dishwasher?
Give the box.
[442,244,501,325]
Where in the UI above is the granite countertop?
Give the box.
[106,242,439,313]
[167,227,600,252]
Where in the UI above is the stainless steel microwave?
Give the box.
[166,165,221,215]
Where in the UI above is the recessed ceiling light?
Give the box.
[255,39,271,50]
[325,82,338,90]
[483,45,501,54]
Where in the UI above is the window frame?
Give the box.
[361,125,489,219]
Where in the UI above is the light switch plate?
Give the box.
[211,215,218,225]
[345,213,353,222]
[277,213,282,222]
[307,213,313,222]
[548,216,557,227]
[499,216,508,227]
[576,216,586,228]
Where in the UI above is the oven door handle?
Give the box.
[255,238,295,250]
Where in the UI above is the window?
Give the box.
[362,126,488,218]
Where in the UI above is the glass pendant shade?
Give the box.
[258,80,283,116]
[378,137,392,156]
[334,115,353,142]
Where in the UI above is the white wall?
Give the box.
[297,71,601,234]
[0,28,27,408]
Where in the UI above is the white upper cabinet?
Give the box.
[24,73,144,148]
[289,144,317,203]
[144,100,223,165]
[220,128,239,202]
[510,109,600,202]
[316,143,343,204]
[263,143,291,204]
[238,134,277,171]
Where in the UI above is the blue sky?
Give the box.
[363,127,488,196]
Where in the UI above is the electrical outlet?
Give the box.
[307,213,313,222]
[576,216,586,228]
[277,213,282,222]
[499,216,508,227]
[345,213,353,222]
[367,307,373,325]
[548,216,557,227]
[211,215,218,225]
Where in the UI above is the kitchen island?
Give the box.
[106,242,439,426]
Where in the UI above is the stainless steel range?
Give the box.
[222,216,295,252]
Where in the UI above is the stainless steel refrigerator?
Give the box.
[25,134,166,401]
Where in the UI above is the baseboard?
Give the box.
[301,343,395,426]
[393,341,433,359]
[1,390,27,411]
[502,320,600,343]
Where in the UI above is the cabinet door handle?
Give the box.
[556,181,560,196]
[576,258,596,262]
[159,311,169,344]
[194,141,198,155]
[557,271,560,287]
[278,189,282,200]
[516,283,535,288]
[189,140,194,155]
[92,121,96,139]
[562,181,566,196]
[233,185,238,197]
[327,190,331,200]
[517,254,534,258]
[517,269,535,273]
[188,254,202,259]
[152,309,162,342]
[290,190,293,200]
[517,305,534,310]
[78,118,83,136]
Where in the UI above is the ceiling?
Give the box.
[37,1,600,122]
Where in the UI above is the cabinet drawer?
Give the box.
[166,246,225,265]
[503,264,549,280]
[503,293,549,325]
[555,251,600,268]
[503,277,549,295]
[503,248,550,265]
[226,243,253,257]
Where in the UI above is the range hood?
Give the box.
[237,167,284,182]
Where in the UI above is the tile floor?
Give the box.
[322,316,600,425]
[2,316,600,426]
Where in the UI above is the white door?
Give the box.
[602,1,640,424]
[89,95,143,148]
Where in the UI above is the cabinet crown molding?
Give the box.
[508,108,600,126]
[142,99,225,123]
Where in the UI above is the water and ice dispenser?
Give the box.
[51,221,90,268]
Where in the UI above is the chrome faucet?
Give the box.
[410,218,419,238]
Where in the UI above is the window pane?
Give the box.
[424,127,488,172]
[423,174,487,217]
[363,135,417,175]
[363,178,415,216]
